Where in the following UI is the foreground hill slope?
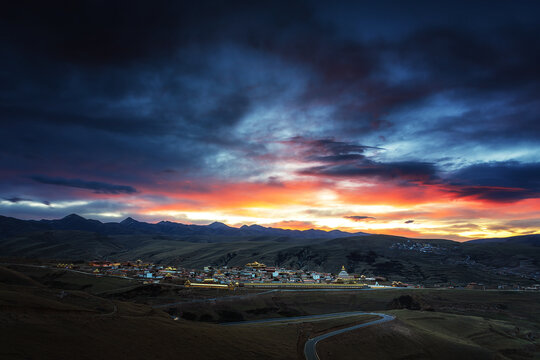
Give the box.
[1,266,539,360]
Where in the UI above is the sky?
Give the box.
[1,1,539,240]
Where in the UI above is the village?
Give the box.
[56,260,404,290]
[54,260,540,291]
[390,239,448,254]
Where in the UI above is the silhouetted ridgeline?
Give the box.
[0,214,368,239]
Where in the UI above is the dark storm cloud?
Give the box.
[266,176,285,187]
[345,216,376,221]
[0,1,277,161]
[294,137,540,203]
[2,1,245,66]
[291,137,437,184]
[404,220,414,224]
[300,160,438,183]
[447,162,540,202]
[3,197,51,206]
[31,176,137,194]
[4,1,535,138]
[277,18,540,143]
[288,137,379,163]
[3,197,29,203]
[3,1,539,142]
[327,25,538,140]
[1,1,323,69]
[304,156,540,203]
[304,138,377,155]
[450,186,535,203]
[1,0,539,217]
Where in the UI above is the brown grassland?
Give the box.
[1,265,539,359]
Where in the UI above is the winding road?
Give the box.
[303,312,395,360]
[220,310,394,360]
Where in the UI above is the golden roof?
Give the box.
[246,261,266,267]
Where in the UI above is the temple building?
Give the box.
[337,265,354,281]
[245,261,266,269]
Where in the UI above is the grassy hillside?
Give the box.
[0,266,379,360]
[318,310,540,360]
[1,231,539,286]
[1,265,539,360]
[0,230,123,259]
[163,288,540,325]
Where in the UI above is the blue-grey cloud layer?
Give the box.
[1,0,539,219]
[31,176,137,194]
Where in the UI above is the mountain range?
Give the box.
[0,213,369,240]
[2,213,539,245]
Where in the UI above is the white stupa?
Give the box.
[337,265,355,281]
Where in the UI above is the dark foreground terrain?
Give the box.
[1,263,539,360]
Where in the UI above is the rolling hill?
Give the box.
[0,214,539,286]
[467,234,540,246]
